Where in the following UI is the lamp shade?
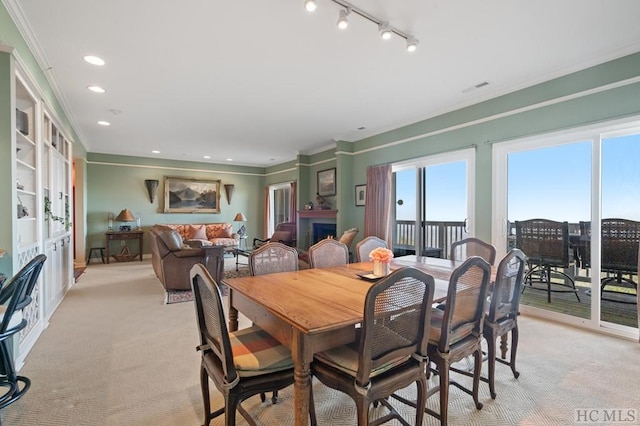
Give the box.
[234,212,247,222]
[115,209,135,222]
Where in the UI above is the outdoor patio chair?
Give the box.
[355,236,387,263]
[450,237,497,265]
[600,218,639,303]
[312,267,435,426]
[189,264,307,426]
[515,219,580,303]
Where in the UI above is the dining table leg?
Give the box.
[228,292,239,332]
[292,329,312,426]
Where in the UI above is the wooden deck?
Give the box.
[520,271,638,328]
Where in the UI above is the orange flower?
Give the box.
[369,247,393,263]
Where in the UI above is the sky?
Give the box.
[395,133,640,224]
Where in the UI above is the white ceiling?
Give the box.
[6,0,640,167]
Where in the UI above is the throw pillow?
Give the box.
[185,239,213,248]
[188,225,208,240]
[219,224,233,238]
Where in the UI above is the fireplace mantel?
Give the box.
[297,209,337,219]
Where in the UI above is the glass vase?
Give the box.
[373,260,390,277]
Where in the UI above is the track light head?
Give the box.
[406,36,419,52]
[304,0,317,12]
[379,22,392,40]
[337,8,350,30]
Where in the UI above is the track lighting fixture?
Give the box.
[406,35,419,52]
[378,22,392,40]
[304,0,418,52]
[337,8,350,30]
[304,0,317,12]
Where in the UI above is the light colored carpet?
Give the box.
[3,258,640,425]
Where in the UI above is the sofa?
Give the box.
[149,225,224,291]
[162,223,238,247]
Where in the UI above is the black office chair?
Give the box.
[0,254,47,412]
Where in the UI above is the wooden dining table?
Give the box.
[223,255,495,426]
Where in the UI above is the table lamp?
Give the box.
[234,212,247,237]
[115,209,135,231]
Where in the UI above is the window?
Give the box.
[393,148,475,258]
[268,183,292,236]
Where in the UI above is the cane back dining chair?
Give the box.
[450,237,497,265]
[355,236,388,263]
[515,219,580,303]
[248,241,298,404]
[425,256,492,425]
[311,267,435,426]
[249,242,299,276]
[308,238,349,269]
[0,254,47,411]
[190,264,302,426]
[482,248,527,398]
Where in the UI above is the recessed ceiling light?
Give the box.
[152,150,160,154]
[97,121,110,126]
[226,158,233,162]
[87,85,106,93]
[203,155,211,159]
[83,55,105,66]
[304,0,317,12]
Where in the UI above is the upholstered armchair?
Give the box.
[149,225,224,291]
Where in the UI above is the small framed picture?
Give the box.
[355,184,366,207]
[317,168,336,196]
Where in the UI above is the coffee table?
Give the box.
[233,247,254,271]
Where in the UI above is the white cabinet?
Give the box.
[43,235,72,320]
[1,53,74,364]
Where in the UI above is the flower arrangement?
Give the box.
[369,247,394,264]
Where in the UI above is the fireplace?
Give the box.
[312,223,336,244]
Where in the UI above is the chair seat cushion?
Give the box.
[229,325,293,377]
[428,307,474,346]
[315,330,410,379]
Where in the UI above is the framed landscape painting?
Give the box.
[163,176,221,213]
[317,168,336,196]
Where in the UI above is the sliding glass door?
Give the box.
[506,141,591,321]
[600,132,640,329]
[493,119,639,338]
[394,149,475,259]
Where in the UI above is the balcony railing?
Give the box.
[395,220,467,259]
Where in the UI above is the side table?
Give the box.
[105,230,144,264]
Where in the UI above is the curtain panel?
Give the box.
[364,164,393,249]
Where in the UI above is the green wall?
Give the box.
[86,154,265,254]
[4,0,640,258]
[0,51,12,273]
